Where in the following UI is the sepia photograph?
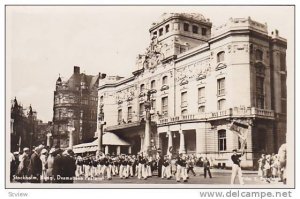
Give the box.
[5,5,294,189]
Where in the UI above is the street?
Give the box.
[73,168,283,185]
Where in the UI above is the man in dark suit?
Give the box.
[28,146,43,183]
[61,149,76,183]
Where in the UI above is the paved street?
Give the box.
[73,168,283,185]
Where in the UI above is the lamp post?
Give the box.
[144,89,157,156]
[97,104,106,155]
[67,120,75,149]
[46,132,52,148]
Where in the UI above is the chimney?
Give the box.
[74,66,80,74]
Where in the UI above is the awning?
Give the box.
[73,132,130,154]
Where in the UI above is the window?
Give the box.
[281,99,287,113]
[217,78,225,96]
[255,49,263,61]
[192,25,199,34]
[280,53,286,71]
[139,103,145,116]
[100,96,104,104]
[256,76,265,109]
[217,99,226,110]
[198,106,205,113]
[202,28,207,36]
[181,109,188,115]
[165,24,170,33]
[159,28,163,36]
[153,31,157,36]
[151,99,156,112]
[162,76,168,85]
[127,107,132,120]
[218,130,227,151]
[181,91,187,107]
[183,23,189,31]
[281,75,287,98]
[151,80,156,89]
[118,109,122,124]
[140,84,145,92]
[217,51,225,63]
[198,87,205,103]
[162,97,168,117]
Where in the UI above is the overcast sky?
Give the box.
[6,6,294,122]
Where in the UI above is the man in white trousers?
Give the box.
[230,149,244,185]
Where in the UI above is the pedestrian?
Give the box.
[230,149,244,185]
[61,149,76,183]
[46,148,56,182]
[176,154,188,182]
[157,154,163,178]
[52,148,63,183]
[161,155,171,179]
[187,155,196,177]
[16,148,31,182]
[75,155,83,177]
[28,145,43,183]
[203,157,212,178]
[40,148,48,182]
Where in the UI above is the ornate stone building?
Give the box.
[53,66,104,148]
[98,13,287,168]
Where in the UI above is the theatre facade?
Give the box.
[97,13,287,168]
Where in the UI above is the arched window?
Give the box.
[140,84,145,92]
[99,96,104,104]
[181,109,188,115]
[198,106,205,113]
[218,130,227,151]
[150,80,156,89]
[217,51,225,63]
[217,99,226,110]
[255,49,263,61]
[162,76,168,85]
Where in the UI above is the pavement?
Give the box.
[73,168,283,185]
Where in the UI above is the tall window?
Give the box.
[139,103,145,116]
[198,87,205,103]
[100,96,104,104]
[281,75,287,98]
[280,53,286,71]
[218,130,227,151]
[165,24,170,33]
[198,106,205,113]
[162,76,168,85]
[217,78,225,96]
[151,99,156,112]
[192,25,199,34]
[151,80,156,89]
[159,28,163,36]
[217,99,226,110]
[118,109,122,124]
[256,76,264,109]
[181,91,187,107]
[162,97,168,117]
[140,84,145,92]
[127,107,132,120]
[255,49,263,61]
[183,23,189,31]
[217,51,225,63]
[202,28,207,36]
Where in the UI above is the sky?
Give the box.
[6,6,294,122]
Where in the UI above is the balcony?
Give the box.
[158,107,275,126]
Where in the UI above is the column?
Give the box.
[117,146,121,155]
[69,130,73,149]
[157,133,160,150]
[140,135,144,153]
[179,130,186,154]
[128,146,132,154]
[105,145,109,154]
[46,133,52,147]
[167,131,173,156]
[144,111,151,154]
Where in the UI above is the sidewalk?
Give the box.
[194,167,258,174]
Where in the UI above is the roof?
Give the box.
[73,132,130,153]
